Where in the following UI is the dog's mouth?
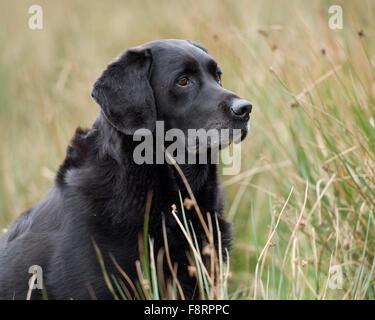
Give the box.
[236,121,250,143]
[186,124,249,153]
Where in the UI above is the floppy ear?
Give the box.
[91,48,156,135]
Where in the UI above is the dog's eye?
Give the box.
[215,73,222,85]
[176,77,189,86]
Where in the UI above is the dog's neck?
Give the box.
[92,114,216,191]
[59,114,218,226]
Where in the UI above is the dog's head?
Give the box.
[92,39,252,152]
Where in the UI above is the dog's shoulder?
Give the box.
[56,127,98,185]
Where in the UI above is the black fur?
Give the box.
[0,39,252,299]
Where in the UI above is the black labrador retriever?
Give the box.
[0,39,252,299]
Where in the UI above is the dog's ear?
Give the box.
[91,48,156,135]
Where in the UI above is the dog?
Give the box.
[0,39,252,299]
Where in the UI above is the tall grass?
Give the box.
[0,0,374,299]
[93,190,231,300]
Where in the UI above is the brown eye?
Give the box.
[176,77,189,86]
[215,73,222,84]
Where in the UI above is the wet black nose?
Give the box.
[230,99,252,121]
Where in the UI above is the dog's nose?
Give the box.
[230,99,252,121]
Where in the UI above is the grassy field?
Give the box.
[1,0,374,299]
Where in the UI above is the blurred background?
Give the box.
[1,0,374,299]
